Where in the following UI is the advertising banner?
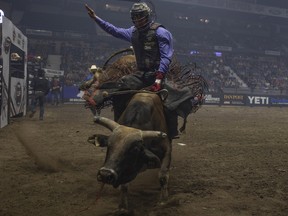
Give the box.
[246,95,270,106]
[223,94,245,106]
[0,48,5,128]
[43,68,64,78]
[1,17,27,128]
[269,96,288,106]
[204,93,221,105]
[63,86,85,104]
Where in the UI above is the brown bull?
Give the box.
[93,50,208,134]
[91,91,171,213]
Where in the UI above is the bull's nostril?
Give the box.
[97,168,118,184]
[97,174,102,182]
[107,175,114,183]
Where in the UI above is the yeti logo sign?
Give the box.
[248,96,269,105]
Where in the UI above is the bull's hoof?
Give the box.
[179,127,185,133]
[171,135,180,139]
[114,208,134,216]
[158,194,169,206]
[157,200,166,206]
[157,197,180,207]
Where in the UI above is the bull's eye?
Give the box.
[130,145,140,154]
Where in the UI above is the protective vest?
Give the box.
[131,22,163,72]
[32,77,50,94]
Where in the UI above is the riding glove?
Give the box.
[150,71,164,92]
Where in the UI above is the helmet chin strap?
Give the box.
[136,23,151,31]
[132,15,151,31]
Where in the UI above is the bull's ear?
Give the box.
[143,149,161,169]
[87,134,109,147]
[142,131,167,140]
[94,116,120,131]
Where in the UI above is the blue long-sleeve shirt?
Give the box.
[94,17,173,74]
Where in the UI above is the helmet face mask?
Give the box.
[130,3,151,29]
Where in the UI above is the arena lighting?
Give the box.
[215,52,222,57]
[200,18,210,24]
[190,50,199,55]
[0,9,4,24]
[178,16,189,20]
[105,4,129,12]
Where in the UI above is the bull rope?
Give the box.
[102,47,134,70]
[102,89,160,97]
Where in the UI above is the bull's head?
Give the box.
[94,116,167,188]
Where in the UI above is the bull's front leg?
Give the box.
[158,147,171,204]
[119,184,128,210]
[115,184,133,215]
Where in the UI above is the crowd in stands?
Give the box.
[27,34,288,95]
[179,54,239,93]
[227,54,288,92]
[178,51,288,94]
[28,38,124,86]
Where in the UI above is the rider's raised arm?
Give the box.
[94,17,134,42]
[85,4,133,42]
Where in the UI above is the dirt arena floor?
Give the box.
[0,104,287,216]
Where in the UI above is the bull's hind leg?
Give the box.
[158,168,169,204]
[158,147,171,204]
[179,116,188,134]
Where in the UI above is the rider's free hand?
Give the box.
[85,4,96,19]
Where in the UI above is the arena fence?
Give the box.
[205,93,288,107]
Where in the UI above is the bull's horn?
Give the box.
[142,131,167,139]
[94,116,120,131]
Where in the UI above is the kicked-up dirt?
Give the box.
[0,104,287,216]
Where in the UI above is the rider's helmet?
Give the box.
[130,2,152,30]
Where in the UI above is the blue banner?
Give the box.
[62,85,85,103]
